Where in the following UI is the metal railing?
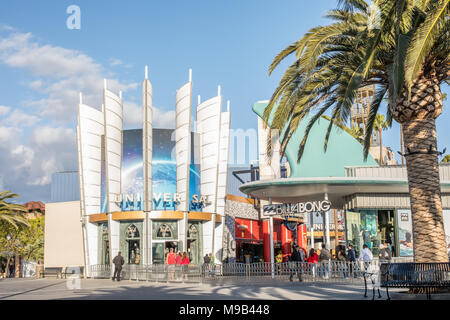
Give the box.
[89,259,413,284]
[89,264,203,283]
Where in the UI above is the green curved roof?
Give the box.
[252,101,378,178]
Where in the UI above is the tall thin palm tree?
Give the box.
[373,113,389,165]
[265,0,449,262]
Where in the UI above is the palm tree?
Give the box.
[0,191,29,228]
[264,0,449,262]
[373,113,389,165]
[0,191,28,278]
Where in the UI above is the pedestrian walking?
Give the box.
[202,253,210,276]
[112,251,124,281]
[358,244,373,271]
[166,248,176,280]
[336,247,347,278]
[0,262,5,278]
[275,250,283,275]
[289,246,305,282]
[175,251,182,265]
[306,248,319,277]
[378,243,392,262]
[347,244,356,277]
[318,244,331,279]
[182,252,190,279]
[9,260,15,278]
[174,251,183,280]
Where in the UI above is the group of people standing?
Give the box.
[287,245,332,281]
[0,260,15,278]
[165,248,190,266]
[286,241,393,281]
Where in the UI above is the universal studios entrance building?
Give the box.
[70,68,230,274]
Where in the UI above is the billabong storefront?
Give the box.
[238,101,450,260]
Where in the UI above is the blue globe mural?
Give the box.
[100,129,201,212]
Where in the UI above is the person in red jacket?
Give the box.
[166,248,176,280]
[181,252,190,279]
[175,251,182,265]
[306,248,319,277]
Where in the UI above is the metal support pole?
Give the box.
[324,193,331,278]
[324,193,331,251]
[310,211,315,251]
[269,197,274,279]
[269,216,274,279]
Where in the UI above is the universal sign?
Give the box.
[114,193,210,210]
[263,200,332,217]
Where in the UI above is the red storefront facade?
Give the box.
[235,217,307,263]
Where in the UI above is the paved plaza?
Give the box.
[0,277,415,300]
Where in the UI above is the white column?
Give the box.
[143,66,153,265]
[211,213,216,262]
[183,212,188,252]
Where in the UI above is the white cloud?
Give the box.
[109,58,123,66]
[0,30,138,123]
[0,28,175,202]
[4,109,40,127]
[123,101,175,129]
[0,105,10,116]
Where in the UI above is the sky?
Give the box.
[0,0,449,203]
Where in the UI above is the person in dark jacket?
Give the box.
[112,251,125,281]
[289,246,305,282]
[379,243,392,262]
[202,254,211,276]
[347,245,356,277]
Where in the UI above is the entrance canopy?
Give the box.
[240,177,450,207]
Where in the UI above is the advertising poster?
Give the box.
[110,128,201,211]
[397,209,413,257]
[444,210,450,246]
[345,211,363,255]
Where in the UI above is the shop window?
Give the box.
[157,224,172,238]
[125,224,141,264]
[152,221,178,240]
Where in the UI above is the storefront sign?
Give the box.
[114,193,210,210]
[311,223,345,231]
[263,200,331,219]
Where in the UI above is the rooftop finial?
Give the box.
[79,92,83,104]
[104,79,107,89]
[198,95,201,105]
[227,100,230,112]
[218,85,221,97]
[145,65,148,79]
[119,91,122,99]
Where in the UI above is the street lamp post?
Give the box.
[5,234,11,278]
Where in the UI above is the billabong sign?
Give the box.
[263,200,332,217]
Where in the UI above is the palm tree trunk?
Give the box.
[402,117,448,262]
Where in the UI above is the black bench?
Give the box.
[380,262,450,300]
[40,267,63,279]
